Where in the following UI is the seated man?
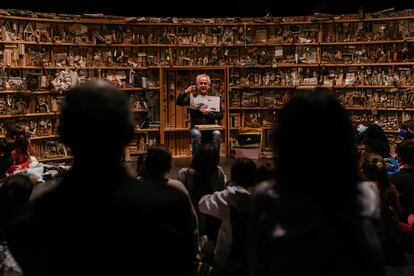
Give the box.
[176,74,223,156]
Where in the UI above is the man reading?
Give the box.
[176,74,223,156]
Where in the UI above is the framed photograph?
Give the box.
[255,30,268,43]
[55,53,67,66]
[26,73,41,90]
[275,46,283,57]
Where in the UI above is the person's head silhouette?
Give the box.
[274,90,359,212]
[0,174,33,225]
[58,80,134,161]
[143,144,172,179]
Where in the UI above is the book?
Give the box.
[190,94,220,112]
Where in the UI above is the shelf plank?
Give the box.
[5,63,414,70]
[1,13,414,26]
[3,39,414,47]
[38,156,73,162]
[0,112,60,119]
[159,65,227,70]
[230,86,296,89]
[0,14,321,25]
[320,62,414,67]
[29,135,59,141]
[0,88,159,93]
[229,107,275,110]
[164,128,190,132]
[320,40,410,45]
[230,126,273,130]
[345,107,414,111]
[172,155,192,158]
[132,109,148,113]
[121,87,159,91]
[231,63,319,68]
[331,85,413,89]
[134,128,159,133]
[230,85,414,90]
[1,66,150,70]
[384,130,400,134]
[1,85,408,94]
[329,15,414,23]
[128,151,147,155]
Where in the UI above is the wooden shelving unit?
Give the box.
[1,9,413,159]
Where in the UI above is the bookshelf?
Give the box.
[1,9,413,159]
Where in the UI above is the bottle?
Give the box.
[40,68,48,89]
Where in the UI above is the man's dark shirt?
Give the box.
[390,167,414,221]
[176,92,224,128]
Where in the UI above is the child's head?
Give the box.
[144,144,172,178]
[396,140,414,165]
[9,123,27,140]
[257,163,274,183]
[14,135,29,155]
[0,174,33,221]
[230,158,258,188]
[360,153,386,182]
[191,144,219,174]
[0,137,15,157]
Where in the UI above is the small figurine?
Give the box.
[400,46,409,61]
[361,70,369,85]
[321,51,332,62]
[139,34,146,44]
[334,50,343,62]
[147,34,153,44]
[376,48,386,63]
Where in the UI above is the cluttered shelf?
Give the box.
[1,7,414,159]
[1,11,414,25]
[3,63,414,70]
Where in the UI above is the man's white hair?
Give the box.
[196,74,211,85]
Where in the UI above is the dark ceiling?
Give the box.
[0,0,412,18]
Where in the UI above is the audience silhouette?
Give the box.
[249,90,385,276]
[5,80,195,276]
[0,174,32,276]
[199,157,257,276]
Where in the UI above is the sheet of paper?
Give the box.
[190,94,220,112]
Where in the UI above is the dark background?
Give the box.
[0,0,412,17]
